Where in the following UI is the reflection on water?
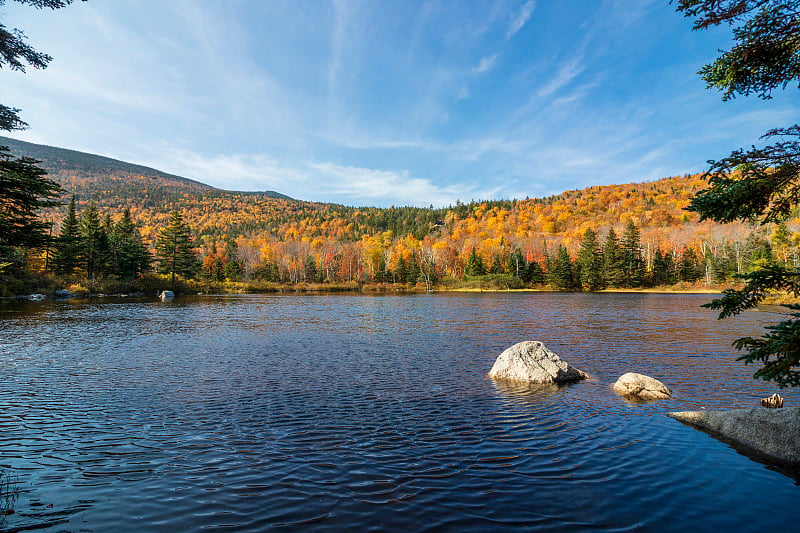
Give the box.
[0,292,798,531]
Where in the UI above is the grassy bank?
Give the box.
[4,271,735,298]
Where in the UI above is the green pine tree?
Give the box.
[52,194,80,275]
[464,247,485,276]
[155,211,197,284]
[577,228,603,291]
[602,228,625,288]
[549,245,574,290]
[111,208,150,279]
[506,249,526,279]
[621,220,645,287]
[78,202,106,279]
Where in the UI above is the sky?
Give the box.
[2,0,799,207]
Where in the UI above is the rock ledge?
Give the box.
[488,341,587,384]
[668,407,800,464]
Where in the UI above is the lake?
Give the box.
[1,292,798,531]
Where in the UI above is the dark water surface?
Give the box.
[1,292,798,531]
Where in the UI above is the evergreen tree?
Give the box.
[0,147,61,248]
[155,211,197,284]
[577,228,603,291]
[52,194,80,275]
[679,247,702,282]
[650,249,677,287]
[548,245,574,290]
[677,0,800,386]
[464,247,485,276]
[222,240,242,281]
[303,255,318,282]
[77,202,106,279]
[524,259,545,284]
[111,208,150,279]
[602,228,625,287]
[621,220,645,286]
[507,249,526,279]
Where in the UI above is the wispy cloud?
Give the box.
[306,162,471,206]
[507,1,535,39]
[536,57,584,98]
[474,54,498,74]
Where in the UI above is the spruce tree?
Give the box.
[621,220,645,287]
[577,228,603,291]
[52,194,80,275]
[548,245,574,290]
[111,208,150,279]
[155,211,197,284]
[602,228,625,288]
[78,202,106,279]
[465,247,485,276]
[507,249,526,279]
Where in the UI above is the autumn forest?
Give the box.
[0,136,794,295]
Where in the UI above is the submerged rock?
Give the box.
[668,407,800,464]
[488,341,587,384]
[613,372,671,400]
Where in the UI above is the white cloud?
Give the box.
[536,57,585,98]
[474,54,498,74]
[306,162,469,206]
[507,1,535,39]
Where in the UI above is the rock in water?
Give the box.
[613,372,672,400]
[488,341,587,384]
[668,407,800,464]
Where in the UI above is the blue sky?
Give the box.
[2,0,799,207]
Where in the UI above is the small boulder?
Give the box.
[488,341,587,384]
[669,407,800,464]
[613,372,671,400]
[160,290,175,301]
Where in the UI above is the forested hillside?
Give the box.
[4,137,797,290]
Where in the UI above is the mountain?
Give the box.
[2,135,775,288]
[0,135,291,203]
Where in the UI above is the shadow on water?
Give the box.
[669,416,800,485]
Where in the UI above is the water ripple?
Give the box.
[1,293,798,531]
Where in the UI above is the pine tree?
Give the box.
[679,247,702,282]
[524,259,545,284]
[464,247,485,276]
[111,208,150,279]
[602,228,625,287]
[78,202,106,279]
[506,249,526,279]
[52,194,80,275]
[577,228,603,291]
[303,255,318,282]
[549,245,574,290]
[155,211,197,284]
[621,220,645,286]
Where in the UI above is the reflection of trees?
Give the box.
[1,468,18,527]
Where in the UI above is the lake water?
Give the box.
[1,292,798,531]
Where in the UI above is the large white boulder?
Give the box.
[488,341,587,384]
[612,372,672,400]
[669,407,800,464]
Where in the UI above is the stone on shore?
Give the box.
[668,407,800,464]
[613,372,671,400]
[488,341,587,384]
